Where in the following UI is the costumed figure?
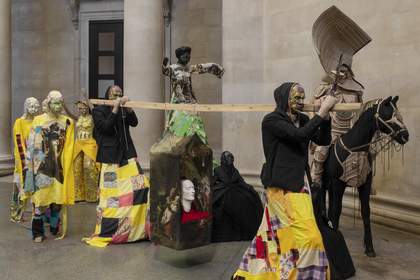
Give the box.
[24,91,75,242]
[68,97,100,202]
[212,151,263,242]
[232,83,338,280]
[162,46,224,144]
[311,5,372,185]
[83,85,150,247]
[10,97,40,223]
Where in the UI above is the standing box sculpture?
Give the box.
[150,133,212,250]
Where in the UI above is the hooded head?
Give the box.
[105,85,123,100]
[274,82,305,116]
[220,151,235,177]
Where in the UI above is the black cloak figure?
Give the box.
[211,151,263,242]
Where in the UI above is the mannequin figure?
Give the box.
[162,46,224,144]
[24,90,75,242]
[180,178,209,224]
[181,179,195,213]
[10,97,40,222]
[71,99,100,202]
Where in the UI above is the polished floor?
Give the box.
[1,175,420,280]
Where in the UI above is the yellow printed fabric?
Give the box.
[24,114,75,207]
[10,117,33,222]
[73,138,100,202]
[233,187,329,280]
[83,158,150,247]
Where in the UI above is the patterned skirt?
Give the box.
[83,158,150,247]
[233,187,329,280]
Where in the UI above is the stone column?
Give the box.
[124,0,164,168]
[0,0,13,175]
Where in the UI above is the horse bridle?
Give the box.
[374,98,407,139]
[335,98,407,162]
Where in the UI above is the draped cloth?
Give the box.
[212,165,263,242]
[24,114,75,206]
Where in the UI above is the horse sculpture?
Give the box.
[321,96,409,257]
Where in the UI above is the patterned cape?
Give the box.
[24,114,75,207]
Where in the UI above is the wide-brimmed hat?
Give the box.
[313,6,371,78]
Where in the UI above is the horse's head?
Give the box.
[375,96,409,145]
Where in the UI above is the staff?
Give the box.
[90,99,361,113]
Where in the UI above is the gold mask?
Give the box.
[289,84,305,113]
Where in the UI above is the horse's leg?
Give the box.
[358,173,376,257]
[328,178,346,229]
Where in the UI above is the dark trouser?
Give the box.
[32,204,61,239]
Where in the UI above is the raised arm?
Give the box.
[191,63,224,78]
[63,103,78,120]
[92,107,117,135]
[263,114,325,143]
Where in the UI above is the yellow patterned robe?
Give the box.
[24,114,75,207]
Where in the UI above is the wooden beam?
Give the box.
[90,99,362,112]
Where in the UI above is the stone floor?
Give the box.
[1,175,420,280]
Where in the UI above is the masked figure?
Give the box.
[24,91,75,242]
[162,46,224,144]
[212,151,263,242]
[232,83,337,280]
[311,6,372,184]
[72,99,100,202]
[83,85,150,247]
[10,97,41,223]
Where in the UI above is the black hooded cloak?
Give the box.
[211,152,264,242]
[261,82,331,191]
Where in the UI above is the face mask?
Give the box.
[77,103,89,115]
[49,100,63,114]
[289,84,305,113]
[108,87,122,100]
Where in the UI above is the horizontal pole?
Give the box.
[90,99,362,112]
